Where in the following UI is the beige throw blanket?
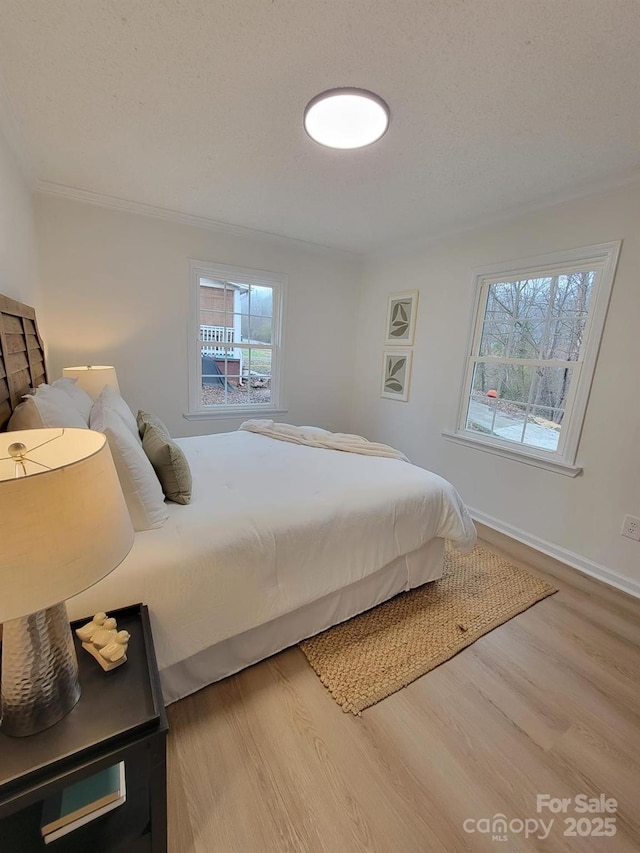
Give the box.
[239,419,409,462]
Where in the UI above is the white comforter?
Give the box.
[68,430,476,673]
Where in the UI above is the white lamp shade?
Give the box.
[62,365,120,400]
[0,429,134,623]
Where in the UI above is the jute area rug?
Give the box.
[299,541,557,715]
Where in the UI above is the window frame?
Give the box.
[445,242,621,476]
[185,259,287,420]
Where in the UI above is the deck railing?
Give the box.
[200,325,236,357]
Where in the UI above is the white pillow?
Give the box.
[94,386,140,442]
[52,377,93,422]
[7,397,45,430]
[8,385,88,430]
[91,400,168,531]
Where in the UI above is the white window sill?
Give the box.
[183,407,289,421]
[442,430,583,477]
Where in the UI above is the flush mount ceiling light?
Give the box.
[303,88,390,150]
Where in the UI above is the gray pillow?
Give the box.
[142,424,192,505]
[137,409,170,439]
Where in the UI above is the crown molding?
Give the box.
[32,165,640,261]
[368,167,640,262]
[0,74,35,186]
[35,180,360,259]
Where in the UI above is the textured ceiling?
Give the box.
[0,0,638,253]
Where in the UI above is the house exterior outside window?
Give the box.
[186,260,286,419]
[445,242,621,476]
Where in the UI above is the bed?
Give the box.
[1,295,476,705]
[0,293,47,427]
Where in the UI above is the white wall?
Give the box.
[32,180,640,591]
[0,129,39,307]
[350,182,640,590]
[35,194,360,437]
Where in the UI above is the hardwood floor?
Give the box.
[167,533,640,852]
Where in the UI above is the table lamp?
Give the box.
[62,366,120,401]
[0,428,134,737]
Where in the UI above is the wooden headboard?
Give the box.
[0,294,47,430]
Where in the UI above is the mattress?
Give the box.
[68,430,476,692]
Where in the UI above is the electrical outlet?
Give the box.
[621,515,640,541]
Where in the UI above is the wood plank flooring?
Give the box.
[167,532,640,852]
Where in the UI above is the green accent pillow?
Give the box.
[137,410,170,439]
[142,424,192,505]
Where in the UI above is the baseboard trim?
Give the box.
[468,507,640,600]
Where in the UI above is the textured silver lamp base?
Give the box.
[1,602,81,737]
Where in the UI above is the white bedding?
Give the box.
[68,430,476,676]
[238,418,409,460]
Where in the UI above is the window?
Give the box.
[187,261,285,417]
[448,243,620,475]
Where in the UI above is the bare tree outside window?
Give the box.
[452,244,620,471]
[468,271,595,450]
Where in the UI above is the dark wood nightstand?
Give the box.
[0,603,168,853]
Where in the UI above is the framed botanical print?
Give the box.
[380,349,413,402]
[384,290,419,345]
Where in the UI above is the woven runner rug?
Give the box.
[299,541,557,714]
